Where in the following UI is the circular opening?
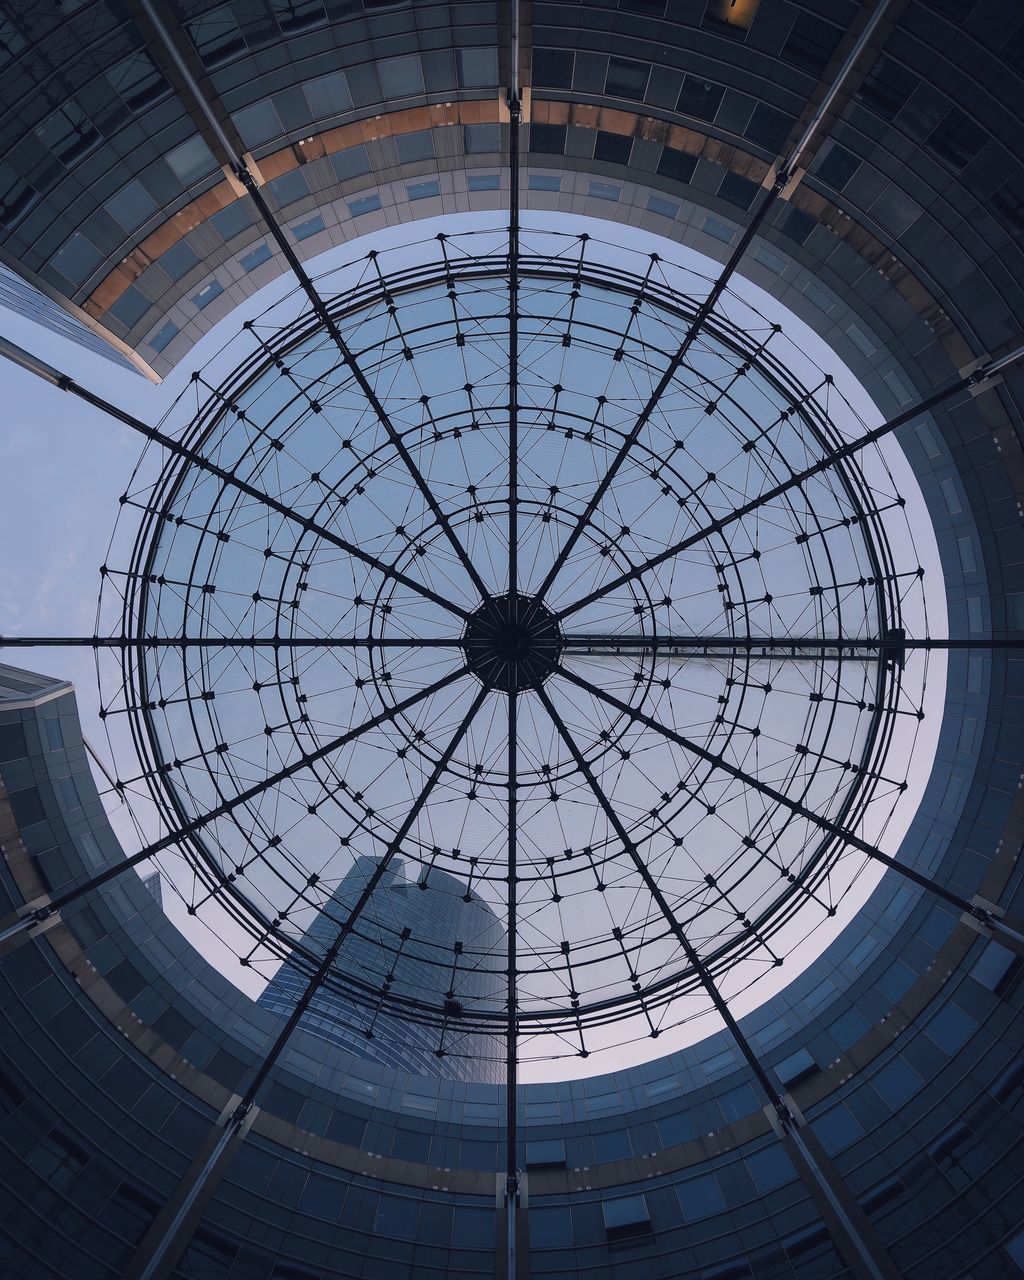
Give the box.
[94,215,946,1078]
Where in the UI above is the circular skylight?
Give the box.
[95,221,942,1073]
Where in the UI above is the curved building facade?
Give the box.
[1,2,1024,1279]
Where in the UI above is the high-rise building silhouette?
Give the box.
[258,857,506,1083]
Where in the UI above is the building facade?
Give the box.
[1,2,1024,1279]
[257,858,506,1083]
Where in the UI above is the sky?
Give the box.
[0,211,949,1081]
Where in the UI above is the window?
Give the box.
[925,1003,977,1054]
[0,159,35,227]
[781,12,840,76]
[780,207,816,245]
[107,51,167,111]
[872,1057,921,1109]
[304,72,352,119]
[397,130,434,163]
[647,195,679,218]
[588,180,620,201]
[526,1138,566,1169]
[746,1145,796,1193]
[166,136,217,187]
[232,100,283,148]
[157,240,200,282]
[192,279,225,310]
[746,103,792,154]
[465,124,499,153]
[718,172,757,209]
[594,131,632,165]
[267,170,310,207]
[533,49,573,89]
[271,0,326,33]
[704,215,735,243]
[53,232,102,286]
[348,194,381,217]
[971,941,1018,994]
[678,1173,725,1221]
[292,215,325,241]
[812,1103,863,1155]
[531,1205,572,1247]
[468,174,500,192]
[109,286,151,327]
[456,48,497,88]
[407,180,440,201]
[530,125,566,155]
[775,1047,817,1086]
[605,57,649,101]
[658,147,697,183]
[36,101,99,166]
[926,106,987,171]
[150,321,179,353]
[331,146,371,182]
[188,9,245,68]
[380,55,424,98]
[677,75,724,122]
[858,56,919,120]
[29,1131,87,1190]
[210,202,253,241]
[602,1194,650,1239]
[0,723,27,761]
[702,0,760,38]
[813,142,860,191]
[105,180,157,231]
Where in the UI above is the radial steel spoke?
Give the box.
[0,635,465,650]
[559,633,1024,653]
[238,679,490,1105]
[135,0,488,607]
[0,337,472,622]
[553,345,1024,622]
[553,663,1014,931]
[534,680,789,1108]
[4,666,472,935]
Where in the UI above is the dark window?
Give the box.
[9,785,45,827]
[605,57,649,101]
[775,1046,817,1086]
[533,49,574,89]
[107,51,167,111]
[531,1206,573,1246]
[109,285,152,327]
[396,130,434,163]
[678,1172,725,1221]
[530,124,567,155]
[265,171,309,209]
[188,10,246,68]
[677,75,724,122]
[465,124,499,154]
[718,172,758,209]
[781,12,841,77]
[603,1194,651,1239]
[657,147,697,183]
[210,202,253,241]
[858,56,919,120]
[36,101,99,166]
[157,241,200,282]
[271,0,326,33]
[746,103,793,154]
[28,1130,87,1190]
[0,160,36,227]
[526,1138,566,1169]
[0,722,27,762]
[813,142,860,191]
[992,173,1024,234]
[780,207,816,245]
[331,145,372,181]
[926,106,987,170]
[99,1183,158,1244]
[594,131,632,165]
[703,0,759,40]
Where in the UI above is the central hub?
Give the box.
[464,594,562,691]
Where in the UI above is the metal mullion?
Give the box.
[0,636,465,650]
